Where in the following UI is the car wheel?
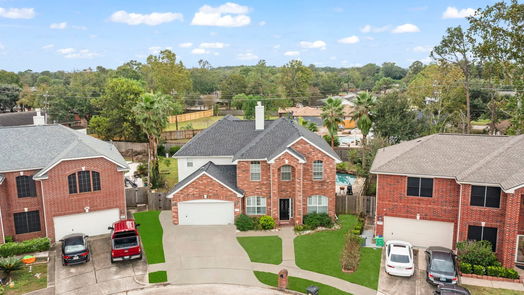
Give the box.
[86,255,90,263]
[138,254,142,260]
[62,260,66,266]
[110,256,114,264]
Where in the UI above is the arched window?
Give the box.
[16,175,36,198]
[68,171,101,194]
[312,160,323,180]
[246,196,267,215]
[281,165,292,181]
[307,195,328,214]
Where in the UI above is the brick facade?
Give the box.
[0,158,126,242]
[376,173,524,268]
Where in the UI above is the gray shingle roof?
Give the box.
[166,162,241,197]
[0,124,128,176]
[370,133,524,191]
[174,115,341,162]
[0,111,37,127]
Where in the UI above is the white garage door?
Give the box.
[54,208,120,240]
[383,216,454,248]
[178,199,234,225]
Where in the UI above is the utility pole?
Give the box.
[43,92,49,124]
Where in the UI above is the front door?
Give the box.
[279,199,290,220]
[516,235,524,264]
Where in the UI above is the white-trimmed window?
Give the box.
[313,160,323,180]
[281,165,292,181]
[307,195,328,214]
[250,161,261,181]
[187,160,193,168]
[246,196,266,215]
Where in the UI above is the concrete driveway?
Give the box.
[54,235,147,295]
[154,211,262,286]
[378,248,436,295]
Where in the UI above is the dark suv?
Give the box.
[61,234,90,266]
[434,284,471,295]
[425,247,459,285]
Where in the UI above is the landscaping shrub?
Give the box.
[169,146,181,156]
[235,214,254,231]
[456,240,498,267]
[4,236,13,243]
[0,256,22,278]
[341,233,361,271]
[259,216,276,230]
[473,265,485,275]
[460,262,472,274]
[251,216,262,230]
[351,229,361,235]
[486,266,502,277]
[0,238,50,257]
[157,144,166,156]
[303,213,334,230]
[294,224,309,233]
[504,268,519,279]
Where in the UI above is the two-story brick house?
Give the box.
[167,103,341,226]
[0,122,128,243]
[371,133,524,267]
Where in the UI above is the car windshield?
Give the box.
[390,254,410,263]
[64,237,86,254]
[430,257,455,274]
[114,236,138,249]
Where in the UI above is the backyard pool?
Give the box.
[336,173,356,186]
[338,135,360,146]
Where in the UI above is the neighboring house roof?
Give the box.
[174,115,341,162]
[370,133,524,192]
[166,161,242,198]
[278,106,322,117]
[0,124,129,176]
[0,111,37,127]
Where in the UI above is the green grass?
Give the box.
[165,116,231,131]
[148,271,168,283]
[254,271,352,295]
[133,211,165,264]
[471,119,492,126]
[463,285,524,295]
[5,263,47,295]
[294,215,382,290]
[159,157,178,190]
[237,236,282,264]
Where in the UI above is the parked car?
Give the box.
[108,219,142,263]
[61,233,90,266]
[426,246,459,285]
[385,240,415,277]
[434,284,471,295]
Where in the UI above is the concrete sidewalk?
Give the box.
[461,276,524,291]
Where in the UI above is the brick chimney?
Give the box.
[255,101,264,130]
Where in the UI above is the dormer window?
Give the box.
[68,170,101,194]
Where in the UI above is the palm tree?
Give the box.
[321,97,345,148]
[352,91,377,168]
[133,93,182,188]
[297,117,318,132]
[0,256,22,282]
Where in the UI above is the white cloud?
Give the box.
[237,52,258,60]
[148,46,172,54]
[57,48,99,59]
[191,48,210,55]
[273,44,280,49]
[0,8,35,19]
[360,24,390,33]
[199,42,228,49]
[50,22,67,29]
[258,21,266,26]
[338,35,360,44]
[392,23,420,33]
[42,44,54,49]
[284,50,300,56]
[179,42,193,48]
[442,7,476,19]
[413,46,432,53]
[299,40,326,50]
[191,2,251,27]
[110,10,183,26]
[364,36,374,40]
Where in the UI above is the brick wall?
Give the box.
[171,174,241,224]
[237,160,272,215]
[270,152,303,224]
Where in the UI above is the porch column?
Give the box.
[500,191,521,267]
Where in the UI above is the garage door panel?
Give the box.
[383,216,454,248]
[54,208,120,240]
[178,200,234,225]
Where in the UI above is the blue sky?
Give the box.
[0,0,497,71]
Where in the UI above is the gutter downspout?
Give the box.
[0,203,5,244]
[455,184,463,248]
[40,181,49,239]
[375,174,379,235]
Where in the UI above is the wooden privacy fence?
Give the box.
[161,129,202,141]
[125,187,148,207]
[148,191,172,211]
[336,195,376,217]
[167,109,213,124]
[125,188,172,211]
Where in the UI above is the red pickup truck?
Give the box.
[108,219,142,263]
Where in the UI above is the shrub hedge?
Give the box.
[341,233,361,271]
[0,238,50,257]
[235,214,255,231]
[303,213,334,229]
[456,240,498,267]
[259,216,276,230]
[235,214,275,231]
[473,265,486,275]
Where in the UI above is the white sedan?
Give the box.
[385,240,415,277]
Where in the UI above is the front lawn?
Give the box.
[4,263,47,295]
[165,116,229,131]
[133,211,165,264]
[254,271,352,295]
[159,157,178,190]
[463,285,524,295]
[148,271,168,283]
[237,236,282,265]
[294,215,382,290]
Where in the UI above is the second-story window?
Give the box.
[313,160,323,180]
[187,160,193,168]
[470,186,500,208]
[68,171,102,194]
[16,175,37,198]
[281,165,292,181]
[250,161,261,181]
[407,177,433,197]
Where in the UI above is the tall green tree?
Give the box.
[219,73,247,107]
[143,50,192,99]
[279,60,313,105]
[133,93,183,188]
[231,94,286,119]
[0,70,21,85]
[190,59,220,94]
[297,116,318,132]
[0,84,21,111]
[352,91,377,168]
[321,97,344,148]
[245,60,278,96]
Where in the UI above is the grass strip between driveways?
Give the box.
[237,236,282,265]
[133,210,165,264]
[294,214,382,290]
[462,285,524,295]
[148,271,168,283]
[254,271,352,295]
[4,263,47,295]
